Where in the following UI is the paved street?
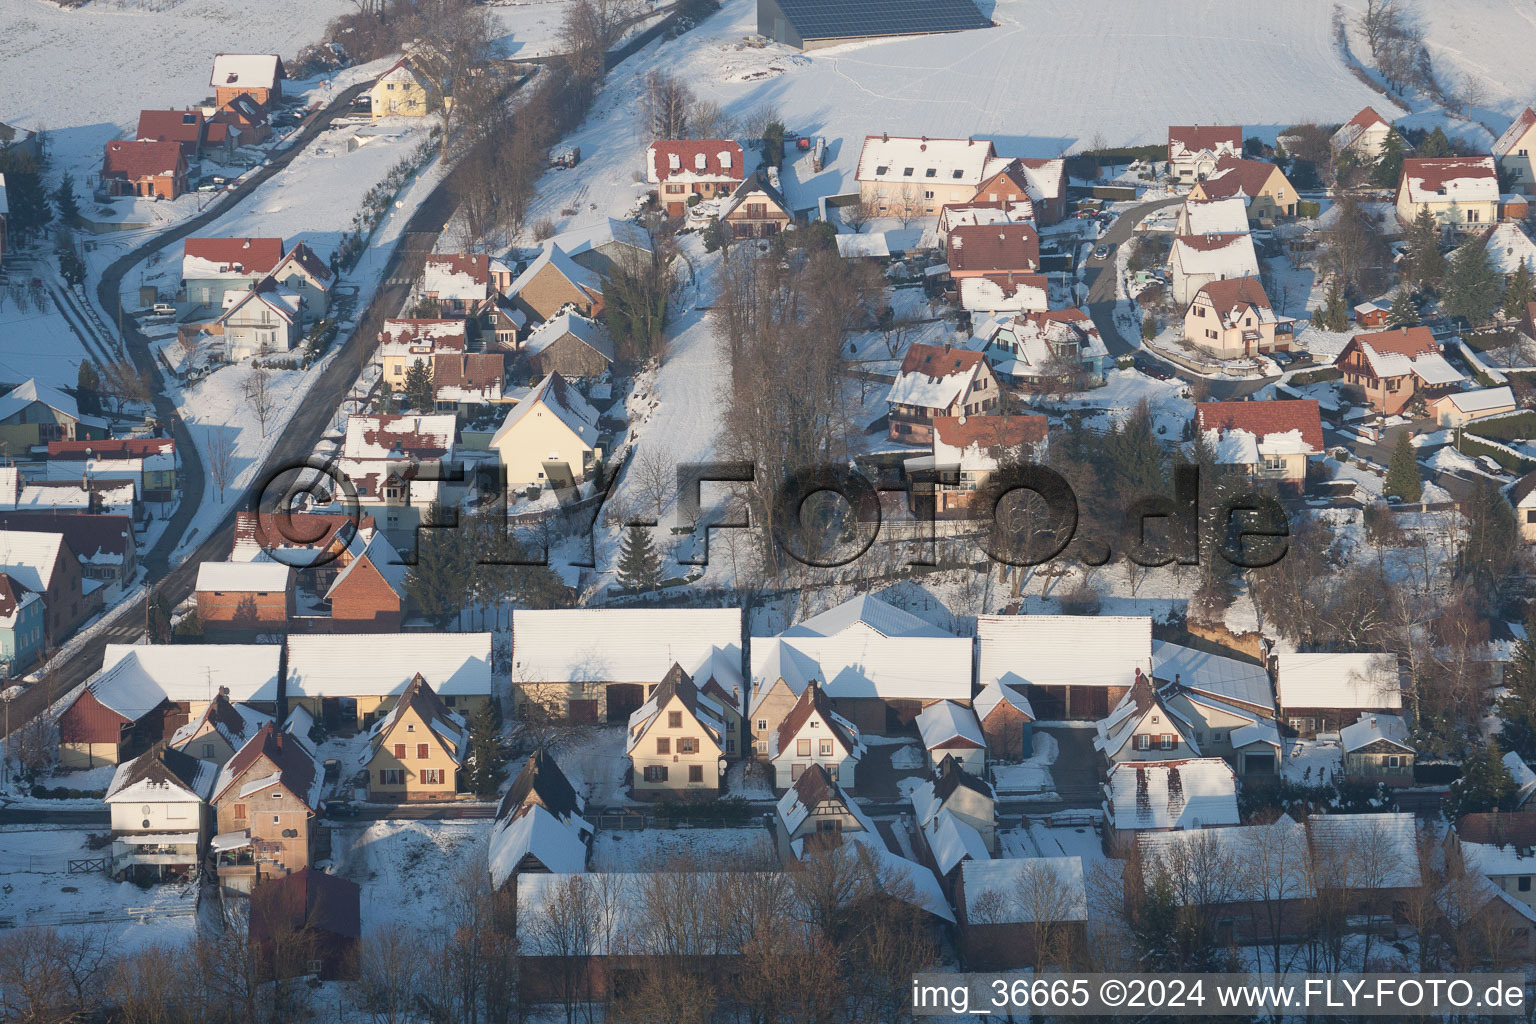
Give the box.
[1084,195,1181,357]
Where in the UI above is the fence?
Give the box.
[9,904,197,929]
[591,811,766,831]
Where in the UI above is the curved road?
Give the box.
[5,83,474,736]
[1082,195,1181,357]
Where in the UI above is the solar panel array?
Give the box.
[773,0,990,42]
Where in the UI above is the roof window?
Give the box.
[903,167,914,176]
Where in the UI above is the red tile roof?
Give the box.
[424,253,490,287]
[1346,106,1389,131]
[1356,325,1437,357]
[1193,275,1271,313]
[1168,125,1242,155]
[1197,157,1282,199]
[137,109,205,147]
[432,352,503,391]
[1458,810,1536,848]
[0,573,35,622]
[49,437,174,460]
[1400,157,1499,193]
[377,319,467,348]
[101,140,185,181]
[932,412,1047,450]
[899,343,987,378]
[948,222,1040,274]
[1195,399,1324,451]
[184,236,285,276]
[648,140,744,183]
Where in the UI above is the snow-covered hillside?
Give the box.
[1400,0,1536,112]
[0,0,349,180]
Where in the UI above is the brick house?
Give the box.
[973,156,1067,225]
[136,109,208,163]
[361,674,469,801]
[210,54,285,110]
[972,680,1035,761]
[210,724,323,893]
[196,560,292,630]
[101,140,187,199]
[524,312,614,379]
[1333,325,1464,415]
[323,532,408,630]
[1194,398,1324,494]
[646,140,744,215]
[507,244,603,322]
[1167,125,1242,180]
[885,343,1001,443]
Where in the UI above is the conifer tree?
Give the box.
[1406,207,1445,292]
[75,361,101,416]
[1385,288,1418,328]
[1503,258,1535,319]
[1369,128,1406,188]
[1419,126,1452,157]
[1314,276,1350,332]
[53,174,80,225]
[616,523,663,591]
[465,699,510,797]
[1384,433,1422,502]
[1443,234,1501,325]
[1445,739,1518,819]
[404,358,434,410]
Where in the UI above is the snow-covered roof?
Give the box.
[1151,640,1273,710]
[1229,718,1282,751]
[856,135,994,187]
[915,700,984,751]
[342,413,456,460]
[182,237,284,281]
[961,856,1086,922]
[1170,232,1260,279]
[196,560,290,593]
[211,53,281,91]
[0,530,66,591]
[87,643,282,721]
[645,140,745,185]
[507,243,601,301]
[1438,386,1515,415]
[547,218,652,260]
[958,274,1048,314]
[1104,758,1239,831]
[1408,350,1465,386]
[1493,108,1536,159]
[972,679,1034,722]
[1195,398,1322,461]
[977,615,1152,691]
[523,312,615,363]
[1472,222,1536,277]
[512,609,741,685]
[105,746,218,804]
[887,343,987,410]
[1139,818,1314,899]
[324,531,408,601]
[1307,812,1421,888]
[0,378,98,427]
[421,253,490,301]
[1168,125,1242,161]
[784,593,951,639]
[1275,652,1401,710]
[1400,157,1499,206]
[219,282,300,325]
[1331,106,1391,153]
[1178,197,1250,235]
[750,634,972,709]
[489,372,599,450]
[924,808,989,875]
[1505,752,1536,808]
[1339,712,1412,754]
[286,632,494,698]
[488,802,590,888]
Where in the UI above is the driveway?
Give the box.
[1083,196,1182,357]
[1038,726,1102,808]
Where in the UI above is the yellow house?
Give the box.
[1396,157,1500,231]
[370,56,442,120]
[361,674,468,801]
[1182,276,1279,360]
[168,691,273,767]
[626,664,726,795]
[377,318,467,382]
[1189,157,1298,220]
[1493,108,1536,196]
[488,372,601,490]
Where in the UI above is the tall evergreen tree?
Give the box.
[1314,276,1350,332]
[53,174,80,225]
[1443,234,1501,325]
[1419,126,1452,157]
[616,523,663,591]
[1445,739,1518,819]
[404,503,473,627]
[1384,433,1422,502]
[75,361,101,416]
[1369,128,1406,188]
[1406,207,1445,292]
[403,358,434,410]
[1504,258,1535,319]
[0,149,51,240]
[464,699,510,797]
[1499,610,1536,760]
[1385,288,1419,327]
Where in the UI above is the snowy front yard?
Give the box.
[991,731,1059,796]
[591,825,776,869]
[333,819,492,930]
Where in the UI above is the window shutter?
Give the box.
[417,744,429,760]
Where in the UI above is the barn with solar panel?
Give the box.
[758,0,992,50]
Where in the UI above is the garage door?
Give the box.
[1243,753,1276,775]
[568,700,598,724]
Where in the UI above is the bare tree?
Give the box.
[205,427,237,503]
[358,930,424,1024]
[891,185,922,229]
[630,447,671,520]
[843,194,879,233]
[688,99,732,141]
[640,70,693,141]
[242,366,277,437]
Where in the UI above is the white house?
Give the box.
[1168,232,1261,306]
[768,680,866,790]
[1093,670,1200,764]
[1492,108,1536,196]
[1331,106,1394,161]
[911,754,997,852]
[218,281,302,360]
[1167,125,1242,180]
[914,700,986,774]
[104,745,216,883]
[855,134,995,218]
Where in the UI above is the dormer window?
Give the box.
[952,169,963,178]
[667,153,681,171]
[720,152,732,169]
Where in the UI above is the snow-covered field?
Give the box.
[0,292,98,395]
[1396,0,1536,112]
[334,819,492,930]
[0,0,350,181]
[489,0,575,59]
[0,827,198,950]
[591,825,776,869]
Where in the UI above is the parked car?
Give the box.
[1092,245,1111,260]
[1135,358,1175,381]
[324,800,360,818]
[151,303,176,316]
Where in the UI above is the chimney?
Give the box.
[243,238,251,249]
[882,132,888,143]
